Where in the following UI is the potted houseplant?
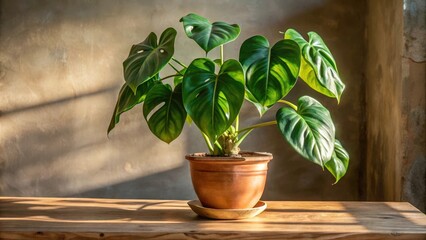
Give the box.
[108,13,349,212]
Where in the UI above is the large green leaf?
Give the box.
[284,29,344,102]
[239,36,300,115]
[123,28,177,93]
[183,58,245,143]
[108,76,159,134]
[143,83,186,144]
[180,13,240,54]
[325,139,349,183]
[276,96,335,167]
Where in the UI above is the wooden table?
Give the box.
[0,197,425,239]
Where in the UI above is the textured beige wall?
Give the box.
[0,0,364,200]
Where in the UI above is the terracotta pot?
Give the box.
[186,152,272,209]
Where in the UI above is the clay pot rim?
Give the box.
[185,151,273,162]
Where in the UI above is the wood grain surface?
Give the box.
[0,197,425,239]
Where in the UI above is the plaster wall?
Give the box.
[0,0,364,200]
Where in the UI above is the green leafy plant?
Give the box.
[108,13,349,183]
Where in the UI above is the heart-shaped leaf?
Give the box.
[180,13,240,53]
[284,29,344,102]
[325,139,349,184]
[108,76,159,134]
[276,96,335,167]
[183,58,244,143]
[124,27,177,93]
[143,83,186,143]
[239,36,300,115]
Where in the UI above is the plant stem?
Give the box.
[234,120,277,149]
[201,133,214,153]
[234,128,253,148]
[168,63,182,75]
[172,57,187,69]
[220,45,224,65]
[213,141,223,155]
[278,100,298,111]
[158,74,180,82]
[235,115,239,132]
[238,120,278,134]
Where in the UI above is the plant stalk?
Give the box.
[238,120,277,134]
[234,120,278,149]
[201,133,214,153]
[213,140,223,155]
[159,74,180,82]
[172,57,187,69]
[220,45,224,65]
[278,100,298,111]
[168,63,182,75]
[234,128,253,148]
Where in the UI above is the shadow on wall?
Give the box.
[0,87,118,196]
[0,86,117,117]
[0,83,193,198]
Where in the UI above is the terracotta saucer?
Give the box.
[187,200,267,220]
